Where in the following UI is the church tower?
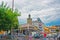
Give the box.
[27,14,32,25]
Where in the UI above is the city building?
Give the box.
[20,14,39,35]
[50,26,57,34]
[44,27,50,34]
[44,26,57,34]
[32,18,45,33]
[19,14,45,35]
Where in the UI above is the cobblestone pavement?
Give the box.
[28,37,58,40]
[13,37,57,40]
[0,35,58,40]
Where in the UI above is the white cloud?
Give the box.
[0,0,60,24]
[17,0,60,24]
[27,7,60,23]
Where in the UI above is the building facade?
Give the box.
[19,14,45,35]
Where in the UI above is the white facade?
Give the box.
[32,20,44,32]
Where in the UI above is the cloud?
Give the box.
[27,7,60,23]
[17,0,60,25]
[0,0,60,25]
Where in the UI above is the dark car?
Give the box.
[57,37,60,40]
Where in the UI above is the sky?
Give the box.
[0,0,60,26]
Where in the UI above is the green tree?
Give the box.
[56,29,59,32]
[56,29,59,36]
[0,2,20,31]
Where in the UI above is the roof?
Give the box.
[21,24,35,28]
[0,30,5,34]
[37,18,42,23]
[50,26,57,29]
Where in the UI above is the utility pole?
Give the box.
[12,0,14,11]
[11,0,14,37]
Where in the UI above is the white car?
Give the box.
[57,33,60,40]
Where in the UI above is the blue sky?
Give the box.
[0,0,60,26]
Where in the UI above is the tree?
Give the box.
[0,2,20,31]
[56,29,59,36]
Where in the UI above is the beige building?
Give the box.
[44,26,57,34]
[49,26,57,34]
[20,14,39,35]
[44,27,50,34]
[19,14,46,35]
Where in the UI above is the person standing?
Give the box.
[43,33,47,40]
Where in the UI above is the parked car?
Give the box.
[57,33,60,40]
[33,33,43,39]
[40,34,44,38]
[34,33,40,39]
[47,34,57,38]
[57,37,60,40]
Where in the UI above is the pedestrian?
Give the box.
[43,33,47,40]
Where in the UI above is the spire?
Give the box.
[29,14,31,18]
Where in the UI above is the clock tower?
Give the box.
[27,14,32,25]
